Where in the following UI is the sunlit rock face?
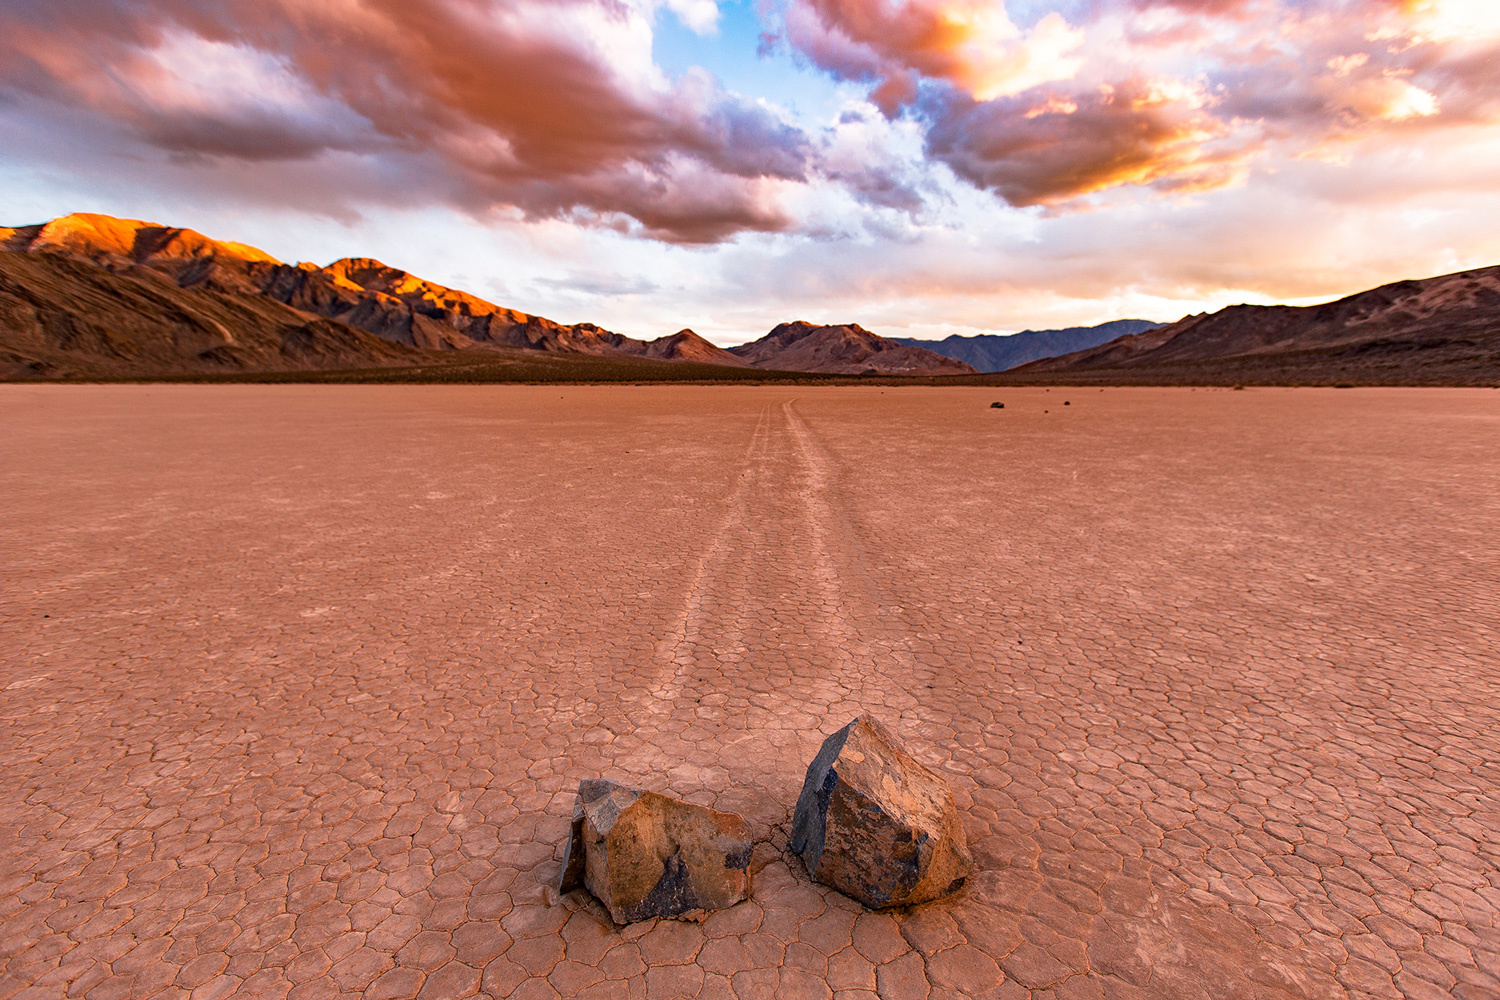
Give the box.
[0,213,741,361]
[560,779,753,924]
[791,715,973,909]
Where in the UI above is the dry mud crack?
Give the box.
[1,384,1497,1000]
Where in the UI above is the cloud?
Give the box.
[925,78,1254,207]
[773,0,1500,209]
[8,0,1497,239]
[665,0,722,33]
[0,0,810,243]
[780,0,1084,110]
[3,0,1500,342]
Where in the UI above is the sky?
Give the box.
[2,0,1500,345]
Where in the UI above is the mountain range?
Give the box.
[0,234,419,377]
[893,320,1161,372]
[0,214,968,378]
[731,322,973,375]
[2,213,1497,384]
[1014,266,1500,385]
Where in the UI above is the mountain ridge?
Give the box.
[0,245,424,378]
[730,321,975,375]
[892,320,1161,372]
[1,214,965,375]
[2,213,972,376]
[0,214,712,361]
[7,212,1497,383]
[1013,265,1500,384]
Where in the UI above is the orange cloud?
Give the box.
[5,0,1500,237]
[778,0,1500,209]
[781,0,1083,110]
[1392,0,1500,39]
[0,0,812,243]
[927,79,1253,207]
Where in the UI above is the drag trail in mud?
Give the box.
[2,384,1496,1000]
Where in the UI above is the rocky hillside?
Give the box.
[1014,266,1500,384]
[0,214,742,367]
[263,256,646,354]
[0,248,422,378]
[730,322,975,375]
[26,212,1491,385]
[638,329,749,366]
[893,320,1160,372]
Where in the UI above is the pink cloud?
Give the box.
[926,79,1255,207]
[775,0,1500,208]
[0,0,812,243]
[781,0,1084,110]
[4,0,1500,250]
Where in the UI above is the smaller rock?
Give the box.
[559,779,752,924]
[990,402,1004,408]
[791,715,972,909]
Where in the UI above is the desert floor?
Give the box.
[2,384,1497,1000]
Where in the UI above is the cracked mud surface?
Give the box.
[2,384,1497,1000]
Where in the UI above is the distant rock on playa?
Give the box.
[560,779,753,924]
[791,715,973,909]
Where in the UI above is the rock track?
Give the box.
[1,384,1496,1000]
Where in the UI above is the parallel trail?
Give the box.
[636,398,927,753]
[646,404,773,712]
[5,385,1493,1000]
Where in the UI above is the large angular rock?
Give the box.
[791,715,972,909]
[559,779,752,924]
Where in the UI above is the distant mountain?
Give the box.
[893,320,1161,372]
[730,322,975,375]
[640,329,749,366]
[15,213,1491,385]
[1014,266,1500,384]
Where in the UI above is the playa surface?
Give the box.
[2,384,1497,1000]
